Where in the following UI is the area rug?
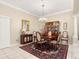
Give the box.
[20,43,68,59]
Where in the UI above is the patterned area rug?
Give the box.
[20,43,68,59]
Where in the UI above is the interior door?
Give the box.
[0,16,10,49]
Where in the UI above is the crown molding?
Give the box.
[45,9,72,17]
[0,1,39,17]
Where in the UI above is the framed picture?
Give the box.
[63,22,67,30]
[21,20,30,34]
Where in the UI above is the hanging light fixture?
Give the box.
[39,0,47,21]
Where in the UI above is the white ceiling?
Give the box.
[0,0,73,16]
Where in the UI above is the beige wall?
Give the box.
[77,17,79,37]
[73,0,79,14]
[45,11,74,39]
[73,0,79,40]
[0,4,41,45]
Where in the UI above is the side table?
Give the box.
[20,34,33,44]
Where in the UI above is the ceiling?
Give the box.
[0,0,73,16]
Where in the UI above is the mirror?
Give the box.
[21,20,30,34]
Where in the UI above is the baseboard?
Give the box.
[11,43,20,47]
[0,43,20,50]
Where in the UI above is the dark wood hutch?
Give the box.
[42,21,60,41]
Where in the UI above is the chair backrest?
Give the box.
[57,32,61,42]
[36,32,41,41]
[33,31,41,42]
[33,31,37,42]
[62,31,68,38]
[33,31,37,36]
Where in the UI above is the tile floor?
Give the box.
[0,44,77,59]
[0,45,39,59]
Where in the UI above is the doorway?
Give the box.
[0,16,10,49]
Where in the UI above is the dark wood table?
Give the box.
[34,41,59,52]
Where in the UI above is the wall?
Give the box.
[77,16,79,39]
[73,0,79,40]
[0,3,40,45]
[45,11,74,40]
[73,0,79,14]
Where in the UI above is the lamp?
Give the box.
[39,0,47,21]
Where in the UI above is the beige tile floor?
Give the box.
[0,44,74,59]
[0,45,39,59]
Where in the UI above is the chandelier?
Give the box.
[39,0,47,21]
